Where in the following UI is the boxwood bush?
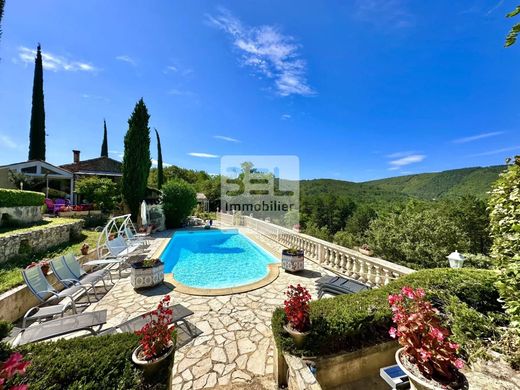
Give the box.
[10,333,169,389]
[0,189,45,207]
[272,268,503,357]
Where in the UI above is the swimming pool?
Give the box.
[160,229,279,289]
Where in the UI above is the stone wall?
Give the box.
[285,353,321,390]
[0,206,42,227]
[0,220,83,263]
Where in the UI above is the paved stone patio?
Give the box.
[87,226,333,389]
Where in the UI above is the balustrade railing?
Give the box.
[217,212,413,287]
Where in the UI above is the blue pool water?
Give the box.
[160,229,279,289]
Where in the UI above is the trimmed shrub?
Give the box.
[161,179,197,228]
[13,333,168,389]
[75,177,121,212]
[0,189,44,207]
[272,268,503,357]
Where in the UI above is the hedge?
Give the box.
[272,268,503,357]
[0,189,45,208]
[10,333,169,389]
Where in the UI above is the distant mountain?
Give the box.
[300,165,505,202]
[365,165,505,199]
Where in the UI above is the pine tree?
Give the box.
[28,44,46,161]
[155,128,164,189]
[101,119,108,157]
[121,98,151,220]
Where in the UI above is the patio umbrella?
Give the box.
[140,200,148,227]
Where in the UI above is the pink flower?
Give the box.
[419,348,432,361]
[449,342,460,351]
[429,327,445,342]
[389,327,398,338]
[454,358,464,369]
[415,288,425,298]
[388,294,401,306]
[401,286,415,299]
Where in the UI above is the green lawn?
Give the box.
[0,229,99,294]
[0,217,79,237]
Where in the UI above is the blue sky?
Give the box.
[0,0,519,181]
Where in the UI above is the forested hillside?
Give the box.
[365,165,504,199]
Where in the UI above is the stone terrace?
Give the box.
[87,226,334,389]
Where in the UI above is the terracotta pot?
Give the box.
[81,244,89,256]
[132,342,174,377]
[40,264,50,276]
[284,323,310,349]
[358,247,373,256]
[395,348,466,390]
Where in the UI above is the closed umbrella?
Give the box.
[140,200,148,227]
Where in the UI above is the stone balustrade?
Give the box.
[217,212,413,286]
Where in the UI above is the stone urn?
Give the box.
[282,249,304,272]
[395,348,467,390]
[130,259,164,289]
[132,341,174,377]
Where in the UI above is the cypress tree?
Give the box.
[0,0,5,45]
[101,119,108,157]
[155,128,164,189]
[28,43,46,161]
[121,98,151,220]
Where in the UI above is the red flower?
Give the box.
[284,285,311,333]
[0,352,30,390]
[389,327,398,338]
[135,295,175,360]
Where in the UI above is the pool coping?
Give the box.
[152,226,282,296]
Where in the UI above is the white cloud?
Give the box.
[281,114,291,120]
[165,65,178,73]
[388,154,425,170]
[354,0,415,29]
[109,150,124,160]
[17,46,97,72]
[167,88,196,97]
[81,94,110,102]
[214,135,240,143]
[386,151,416,158]
[207,8,314,97]
[468,146,520,157]
[151,159,172,168]
[452,131,505,144]
[188,152,219,158]
[0,134,17,149]
[115,55,137,66]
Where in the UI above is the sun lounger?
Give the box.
[106,236,143,258]
[315,275,370,298]
[62,252,113,285]
[22,266,90,310]
[49,256,106,301]
[13,310,107,346]
[99,304,194,336]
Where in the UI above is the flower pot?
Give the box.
[284,323,310,348]
[130,260,164,289]
[132,342,174,377]
[358,247,373,256]
[81,244,90,256]
[282,249,305,272]
[395,348,466,390]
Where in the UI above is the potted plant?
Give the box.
[358,244,373,256]
[283,284,311,348]
[282,247,305,272]
[130,258,164,289]
[26,260,50,276]
[80,243,90,256]
[132,295,176,376]
[389,286,466,390]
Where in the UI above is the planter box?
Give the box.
[130,261,164,289]
[282,249,305,272]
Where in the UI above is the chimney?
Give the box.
[73,150,80,164]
